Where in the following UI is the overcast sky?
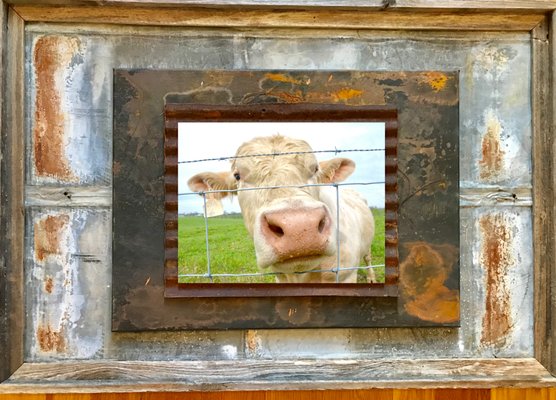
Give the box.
[178,122,385,214]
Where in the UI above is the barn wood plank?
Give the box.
[551,9,556,378]
[1,359,555,393]
[25,186,112,207]
[0,0,7,383]
[459,187,533,208]
[4,0,556,11]
[532,18,555,374]
[0,7,24,383]
[12,6,545,31]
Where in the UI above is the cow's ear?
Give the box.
[318,158,356,183]
[187,171,237,199]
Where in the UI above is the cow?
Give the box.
[187,135,375,283]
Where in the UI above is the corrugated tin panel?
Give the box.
[25,25,533,360]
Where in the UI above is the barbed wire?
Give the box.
[178,146,385,283]
[178,147,385,164]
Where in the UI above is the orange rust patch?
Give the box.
[399,242,459,323]
[45,276,54,294]
[264,72,304,86]
[37,325,66,353]
[480,213,513,346]
[333,88,363,102]
[245,330,260,354]
[424,72,449,92]
[479,114,505,181]
[33,36,80,180]
[35,214,69,262]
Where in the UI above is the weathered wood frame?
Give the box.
[0,0,554,393]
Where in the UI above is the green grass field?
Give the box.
[178,209,385,284]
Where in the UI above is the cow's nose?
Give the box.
[260,207,331,262]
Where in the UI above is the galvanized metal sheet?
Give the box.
[26,208,111,360]
[24,25,533,359]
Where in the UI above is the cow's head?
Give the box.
[188,135,356,274]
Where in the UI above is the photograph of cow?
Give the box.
[179,123,385,284]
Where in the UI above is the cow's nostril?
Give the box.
[268,223,284,237]
[318,217,327,234]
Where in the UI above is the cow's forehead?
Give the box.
[233,135,316,169]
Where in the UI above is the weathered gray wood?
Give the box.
[459,187,532,207]
[532,18,555,374]
[551,10,556,378]
[0,7,24,383]
[0,0,7,384]
[1,359,555,393]
[12,6,545,31]
[25,186,112,207]
[4,0,556,11]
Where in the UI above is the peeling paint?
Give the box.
[480,213,514,347]
[34,214,70,263]
[479,112,505,181]
[33,36,81,180]
[37,325,66,353]
[399,242,459,323]
[473,46,513,79]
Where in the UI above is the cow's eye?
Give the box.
[313,165,319,174]
[233,172,241,181]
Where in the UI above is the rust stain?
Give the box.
[399,242,459,323]
[264,72,304,86]
[37,325,66,353]
[275,299,313,325]
[269,90,304,103]
[245,330,260,354]
[33,36,80,180]
[332,87,363,102]
[45,276,54,294]
[423,72,449,92]
[480,213,513,346]
[35,214,69,262]
[479,113,505,181]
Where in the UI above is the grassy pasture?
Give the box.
[178,209,385,284]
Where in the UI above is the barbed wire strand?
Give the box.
[181,147,384,280]
[178,147,385,164]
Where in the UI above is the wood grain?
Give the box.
[1,389,556,399]
[4,0,556,11]
[551,9,556,379]
[12,5,545,31]
[24,186,112,207]
[0,0,7,383]
[0,7,24,383]
[1,359,555,393]
[532,18,555,374]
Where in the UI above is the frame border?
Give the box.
[0,0,554,389]
[164,103,398,297]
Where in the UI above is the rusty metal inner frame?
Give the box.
[164,104,398,298]
[112,70,459,330]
